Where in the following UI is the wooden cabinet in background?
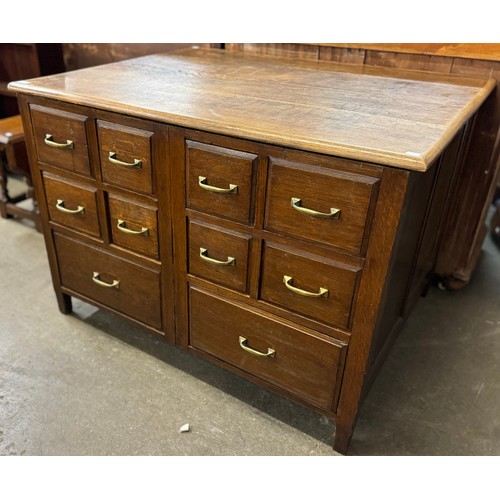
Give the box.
[0,44,65,118]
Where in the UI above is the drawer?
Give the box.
[186,140,257,224]
[54,233,161,329]
[188,220,251,293]
[265,157,380,254]
[30,104,91,176]
[189,287,347,410]
[43,173,101,238]
[260,243,361,330]
[97,120,154,194]
[108,195,159,259]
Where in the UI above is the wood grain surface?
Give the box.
[9,48,495,171]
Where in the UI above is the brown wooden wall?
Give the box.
[225,43,500,64]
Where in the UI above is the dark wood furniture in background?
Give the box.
[0,115,41,230]
[10,48,494,453]
[0,44,65,117]
[225,44,500,289]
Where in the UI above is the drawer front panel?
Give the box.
[98,120,154,194]
[30,104,91,176]
[108,195,159,259]
[43,173,101,237]
[189,287,346,410]
[260,243,360,330]
[188,220,251,293]
[54,234,161,329]
[186,140,257,224]
[265,157,379,254]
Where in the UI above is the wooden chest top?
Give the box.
[9,47,495,171]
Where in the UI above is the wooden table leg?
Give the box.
[56,292,73,315]
[0,150,13,219]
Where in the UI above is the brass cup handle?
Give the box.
[56,199,85,215]
[291,197,341,219]
[117,219,149,236]
[239,336,275,358]
[283,275,329,298]
[198,176,238,194]
[108,152,142,169]
[199,247,235,266]
[44,134,74,149]
[92,272,119,289]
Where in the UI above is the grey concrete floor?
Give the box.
[0,203,499,456]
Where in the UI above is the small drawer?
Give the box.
[30,104,91,176]
[188,220,251,293]
[186,140,257,224]
[260,243,361,330]
[97,120,154,194]
[189,287,347,410]
[43,173,101,238]
[108,195,159,259]
[265,157,380,254]
[54,233,161,329]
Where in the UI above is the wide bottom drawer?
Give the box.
[54,233,161,329]
[189,287,347,411]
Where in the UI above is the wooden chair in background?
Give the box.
[0,115,41,231]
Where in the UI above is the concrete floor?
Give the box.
[0,204,499,456]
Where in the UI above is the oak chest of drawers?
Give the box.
[9,48,495,454]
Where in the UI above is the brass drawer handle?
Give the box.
[92,272,120,289]
[44,134,74,149]
[117,219,149,236]
[198,176,238,194]
[56,199,85,215]
[283,275,329,298]
[239,336,275,358]
[108,152,142,169]
[291,197,341,219]
[199,247,235,266]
